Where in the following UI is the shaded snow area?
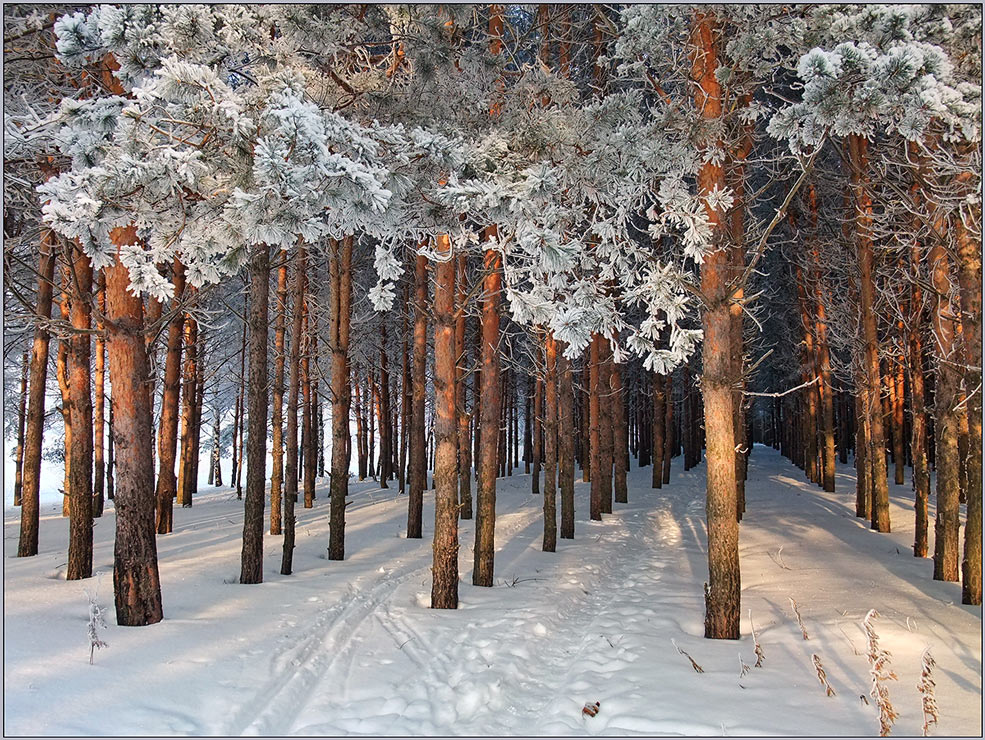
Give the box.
[3,446,981,736]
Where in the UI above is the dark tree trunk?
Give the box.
[589,335,602,520]
[270,249,288,535]
[652,373,665,489]
[240,244,270,585]
[19,218,57,557]
[328,237,353,562]
[431,236,459,609]
[558,347,576,539]
[663,372,674,485]
[474,233,502,587]
[14,351,29,507]
[456,254,473,518]
[282,247,306,574]
[302,303,316,508]
[408,252,428,539]
[532,373,542,494]
[543,333,558,552]
[599,340,614,514]
[66,244,93,581]
[611,353,628,504]
[105,227,163,626]
[93,272,107,517]
[849,135,890,532]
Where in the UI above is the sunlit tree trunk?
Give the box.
[155,260,185,534]
[693,10,739,639]
[66,243,93,580]
[93,273,107,517]
[432,235,459,608]
[474,226,502,587]
[848,135,890,532]
[105,225,163,625]
[327,237,353,562]
[176,307,198,507]
[456,254,473,518]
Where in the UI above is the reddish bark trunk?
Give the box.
[105,228,163,625]
[282,247,306,573]
[558,346,575,539]
[155,260,185,534]
[408,251,428,539]
[474,232,502,587]
[431,235,459,608]
[543,333,558,552]
[270,249,288,535]
[327,237,353,562]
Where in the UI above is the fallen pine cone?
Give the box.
[582,701,601,718]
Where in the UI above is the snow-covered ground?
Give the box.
[3,446,980,736]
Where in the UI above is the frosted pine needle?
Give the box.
[917,648,939,736]
[862,609,898,737]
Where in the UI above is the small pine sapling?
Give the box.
[84,585,108,665]
[789,597,809,640]
[749,610,765,667]
[862,609,898,737]
[811,653,836,696]
[917,648,939,736]
[672,639,704,673]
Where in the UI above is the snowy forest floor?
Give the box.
[3,446,981,736]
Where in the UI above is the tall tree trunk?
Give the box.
[282,247,306,574]
[302,302,315,508]
[176,310,198,507]
[211,405,223,487]
[809,209,837,493]
[693,11,739,640]
[558,347,576,539]
[235,318,247,499]
[379,325,392,487]
[456,254,473,519]
[589,334,602,520]
[543,333,558,552]
[663,372,674,485]
[57,265,72,517]
[239,244,270,585]
[66,244,93,581]
[106,399,115,501]
[408,252,428,539]
[105,227,163,625]
[532,373,542,494]
[956,207,982,604]
[599,340,614,514]
[892,346,906,486]
[431,235,459,608]
[611,352,628,504]
[908,264,930,558]
[155,260,185,534]
[582,361,591,482]
[191,329,205,494]
[14,351,29,507]
[652,373,665,489]
[327,237,353,561]
[474,229,502,587]
[270,249,288,535]
[92,273,107,518]
[848,135,891,532]
[19,219,58,556]
[399,290,410,495]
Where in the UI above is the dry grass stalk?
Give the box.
[811,653,836,696]
[789,597,809,640]
[862,609,898,737]
[672,639,704,673]
[917,648,939,737]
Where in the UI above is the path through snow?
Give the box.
[3,446,980,736]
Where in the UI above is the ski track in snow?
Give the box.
[3,447,981,736]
